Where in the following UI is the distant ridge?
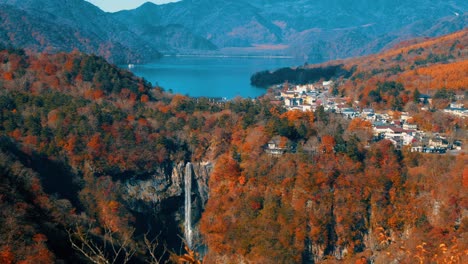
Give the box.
[0,0,466,63]
[0,0,215,63]
[115,0,467,61]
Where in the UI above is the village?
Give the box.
[266,80,466,155]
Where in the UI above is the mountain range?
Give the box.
[0,0,466,63]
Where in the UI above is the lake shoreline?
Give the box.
[162,54,296,59]
[127,56,306,99]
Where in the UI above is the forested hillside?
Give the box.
[339,29,467,104]
[252,29,467,108]
[0,43,466,263]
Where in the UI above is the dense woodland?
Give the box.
[250,65,352,87]
[0,31,466,264]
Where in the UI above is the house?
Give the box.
[418,94,432,104]
[341,108,358,118]
[373,125,417,147]
[411,146,424,152]
[429,137,449,149]
[284,97,303,106]
[361,108,374,118]
[295,85,313,93]
[302,104,313,112]
[400,112,410,121]
[443,106,468,118]
[281,90,297,99]
[403,123,417,130]
[265,136,288,155]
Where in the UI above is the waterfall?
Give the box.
[184,162,193,248]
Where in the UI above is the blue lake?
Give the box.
[129,56,306,99]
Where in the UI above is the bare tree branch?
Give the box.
[67,224,136,264]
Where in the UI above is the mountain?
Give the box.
[0,0,216,63]
[115,0,467,60]
[0,0,465,63]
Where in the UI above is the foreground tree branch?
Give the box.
[67,224,136,264]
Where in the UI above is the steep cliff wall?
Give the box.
[121,162,213,248]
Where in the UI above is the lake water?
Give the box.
[129,56,305,99]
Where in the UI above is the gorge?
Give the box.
[0,1,466,262]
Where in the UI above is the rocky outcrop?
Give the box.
[121,161,213,245]
[122,162,212,211]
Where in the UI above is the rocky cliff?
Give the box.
[122,162,213,248]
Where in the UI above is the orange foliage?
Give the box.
[238,175,246,185]
[383,29,468,58]
[18,234,54,264]
[402,60,468,90]
[3,72,13,80]
[93,90,104,100]
[129,92,137,102]
[138,118,149,126]
[44,63,57,75]
[9,129,22,140]
[336,29,468,98]
[463,166,468,188]
[108,200,120,213]
[126,115,135,122]
[170,94,188,107]
[23,135,38,146]
[281,109,314,125]
[140,94,149,103]
[87,133,103,156]
[0,246,15,264]
[281,109,303,122]
[63,136,77,154]
[64,58,75,72]
[320,135,335,153]
[210,154,240,182]
[348,118,372,132]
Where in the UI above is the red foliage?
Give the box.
[0,246,15,264]
[93,90,104,100]
[320,135,335,153]
[87,133,104,156]
[348,118,372,132]
[463,166,468,188]
[140,94,149,103]
[3,72,13,80]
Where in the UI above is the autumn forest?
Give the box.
[0,27,467,264]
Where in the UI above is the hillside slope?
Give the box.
[251,29,467,111]
[0,44,466,263]
[338,29,468,105]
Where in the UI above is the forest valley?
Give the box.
[0,30,467,264]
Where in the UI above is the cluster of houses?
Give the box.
[266,81,465,155]
[273,81,348,113]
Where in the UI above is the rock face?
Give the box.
[122,161,213,246]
